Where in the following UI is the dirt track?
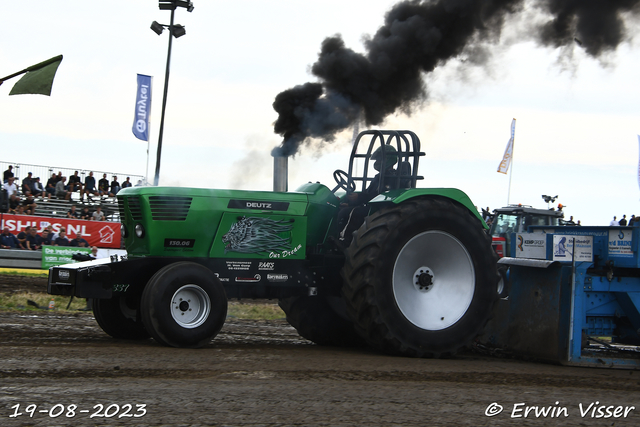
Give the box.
[1,308,639,427]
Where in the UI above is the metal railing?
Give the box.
[0,161,146,188]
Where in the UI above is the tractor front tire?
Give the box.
[141,262,227,348]
[342,197,498,357]
[279,296,367,347]
[92,295,150,340]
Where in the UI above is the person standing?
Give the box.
[619,215,628,226]
[610,216,619,226]
[3,165,14,183]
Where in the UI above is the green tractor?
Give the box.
[48,130,498,356]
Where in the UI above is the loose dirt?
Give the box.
[2,307,640,426]
[0,274,48,295]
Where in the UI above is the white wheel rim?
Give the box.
[392,231,475,330]
[170,284,211,329]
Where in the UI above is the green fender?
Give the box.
[368,188,488,229]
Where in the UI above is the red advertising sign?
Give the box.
[0,213,121,248]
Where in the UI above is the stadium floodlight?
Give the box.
[149,3,193,186]
[158,1,194,12]
[150,21,164,35]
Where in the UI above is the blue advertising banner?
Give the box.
[132,74,152,141]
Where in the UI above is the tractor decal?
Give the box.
[222,216,294,255]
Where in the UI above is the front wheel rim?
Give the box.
[170,284,211,329]
[392,231,475,330]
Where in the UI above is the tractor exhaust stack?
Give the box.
[273,154,288,192]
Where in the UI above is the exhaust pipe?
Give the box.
[273,154,288,192]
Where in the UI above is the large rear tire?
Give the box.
[92,295,150,340]
[342,197,498,357]
[141,262,228,348]
[278,296,367,347]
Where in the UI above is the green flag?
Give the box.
[0,55,63,96]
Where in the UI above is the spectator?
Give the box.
[67,205,80,218]
[482,206,492,223]
[110,176,121,196]
[54,230,70,246]
[84,171,98,199]
[619,215,628,226]
[30,177,44,198]
[0,228,20,249]
[51,226,64,241]
[55,176,72,200]
[3,165,14,183]
[80,206,92,220]
[566,216,576,226]
[22,172,34,195]
[41,229,53,246]
[630,215,637,226]
[14,206,27,215]
[70,233,89,247]
[3,177,19,212]
[26,228,43,251]
[16,226,30,249]
[45,173,58,199]
[68,171,83,194]
[92,206,105,221]
[610,216,619,226]
[122,177,132,189]
[90,246,107,259]
[98,173,110,197]
[22,194,37,215]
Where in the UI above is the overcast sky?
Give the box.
[1,1,639,225]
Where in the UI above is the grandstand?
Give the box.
[1,161,146,221]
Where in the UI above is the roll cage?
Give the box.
[333,130,425,194]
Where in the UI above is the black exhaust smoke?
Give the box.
[272,0,640,157]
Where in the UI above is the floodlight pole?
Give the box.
[153,8,175,187]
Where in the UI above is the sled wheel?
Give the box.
[278,295,367,347]
[92,295,150,340]
[141,262,227,348]
[342,197,498,357]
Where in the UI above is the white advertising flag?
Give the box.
[497,118,516,174]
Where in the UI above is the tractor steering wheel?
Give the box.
[333,169,356,193]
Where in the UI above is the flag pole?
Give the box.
[0,56,64,83]
[497,118,516,205]
[507,128,515,205]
